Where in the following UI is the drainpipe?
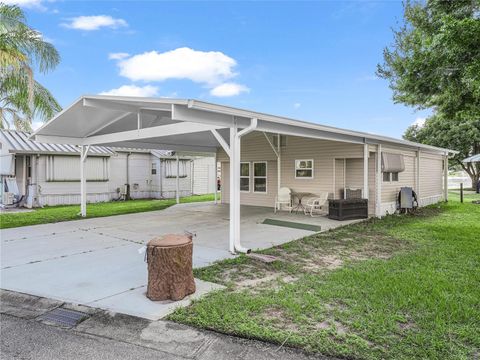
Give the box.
[230,117,258,254]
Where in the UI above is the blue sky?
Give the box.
[16,0,430,137]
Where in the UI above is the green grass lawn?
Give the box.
[169,193,480,359]
[0,193,215,229]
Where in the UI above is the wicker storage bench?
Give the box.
[328,199,368,220]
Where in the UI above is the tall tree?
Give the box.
[377,0,480,187]
[0,3,61,131]
[404,114,480,186]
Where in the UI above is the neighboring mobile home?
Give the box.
[0,130,215,207]
[31,96,455,253]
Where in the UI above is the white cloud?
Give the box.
[412,117,426,127]
[293,102,301,109]
[108,52,130,60]
[210,83,249,97]
[3,0,45,9]
[99,85,159,97]
[62,15,128,31]
[116,47,237,85]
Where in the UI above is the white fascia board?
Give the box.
[83,98,172,113]
[83,122,220,145]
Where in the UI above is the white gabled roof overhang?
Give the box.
[31,95,456,155]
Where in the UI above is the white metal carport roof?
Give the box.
[31,95,456,254]
[32,95,455,154]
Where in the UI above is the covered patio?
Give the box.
[33,95,444,254]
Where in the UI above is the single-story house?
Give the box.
[0,129,216,207]
[31,96,456,253]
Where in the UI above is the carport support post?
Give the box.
[444,153,448,202]
[214,153,218,204]
[229,126,238,253]
[375,144,382,217]
[80,145,90,217]
[176,154,180,204]
[363,143,369,200]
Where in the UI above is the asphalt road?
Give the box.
[1,314,182,360]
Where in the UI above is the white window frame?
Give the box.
[295,159,314,179]
[240,162,250,193]
[253,161,268,194]
[383,172,399,183]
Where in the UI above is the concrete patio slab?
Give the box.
[89,279,224,320]
[1,202,361,320]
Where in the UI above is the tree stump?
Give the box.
[146,234,196,301]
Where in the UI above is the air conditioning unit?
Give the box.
[119,185,128,196]
[2,192,15,205]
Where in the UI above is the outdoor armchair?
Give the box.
[304,191,329,217]
[274,187,293,213]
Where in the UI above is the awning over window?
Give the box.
[382,152,405,172]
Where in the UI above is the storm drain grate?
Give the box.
[37,308,89,327]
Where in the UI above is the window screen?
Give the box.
[240,162,250,192]
[253,162,267,193]
[295,159,313,178]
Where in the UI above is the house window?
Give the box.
[46,155,109,182]
[151,162,157,175]
[383,172,399,182]
[165,160,188,178]
[383,172,390,182]
[253,162,267,193]
[295,159,313,179]
[240,162,250,192]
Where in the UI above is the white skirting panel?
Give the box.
[39,193,112,206]
[380,194,444,216]
[418,194,443,207]
[39,189,195,206]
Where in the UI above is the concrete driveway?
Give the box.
[2,202,334,319]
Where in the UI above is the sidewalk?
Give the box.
[1,289,330,360]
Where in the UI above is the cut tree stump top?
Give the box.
[147,234,192,248]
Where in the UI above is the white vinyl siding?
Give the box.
[46,155,108,181]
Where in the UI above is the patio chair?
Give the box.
[274,187,292,213]
[303,191,329,217]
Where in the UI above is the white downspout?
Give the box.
[230,117,258,254]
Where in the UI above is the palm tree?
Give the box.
[0,3,61,131]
